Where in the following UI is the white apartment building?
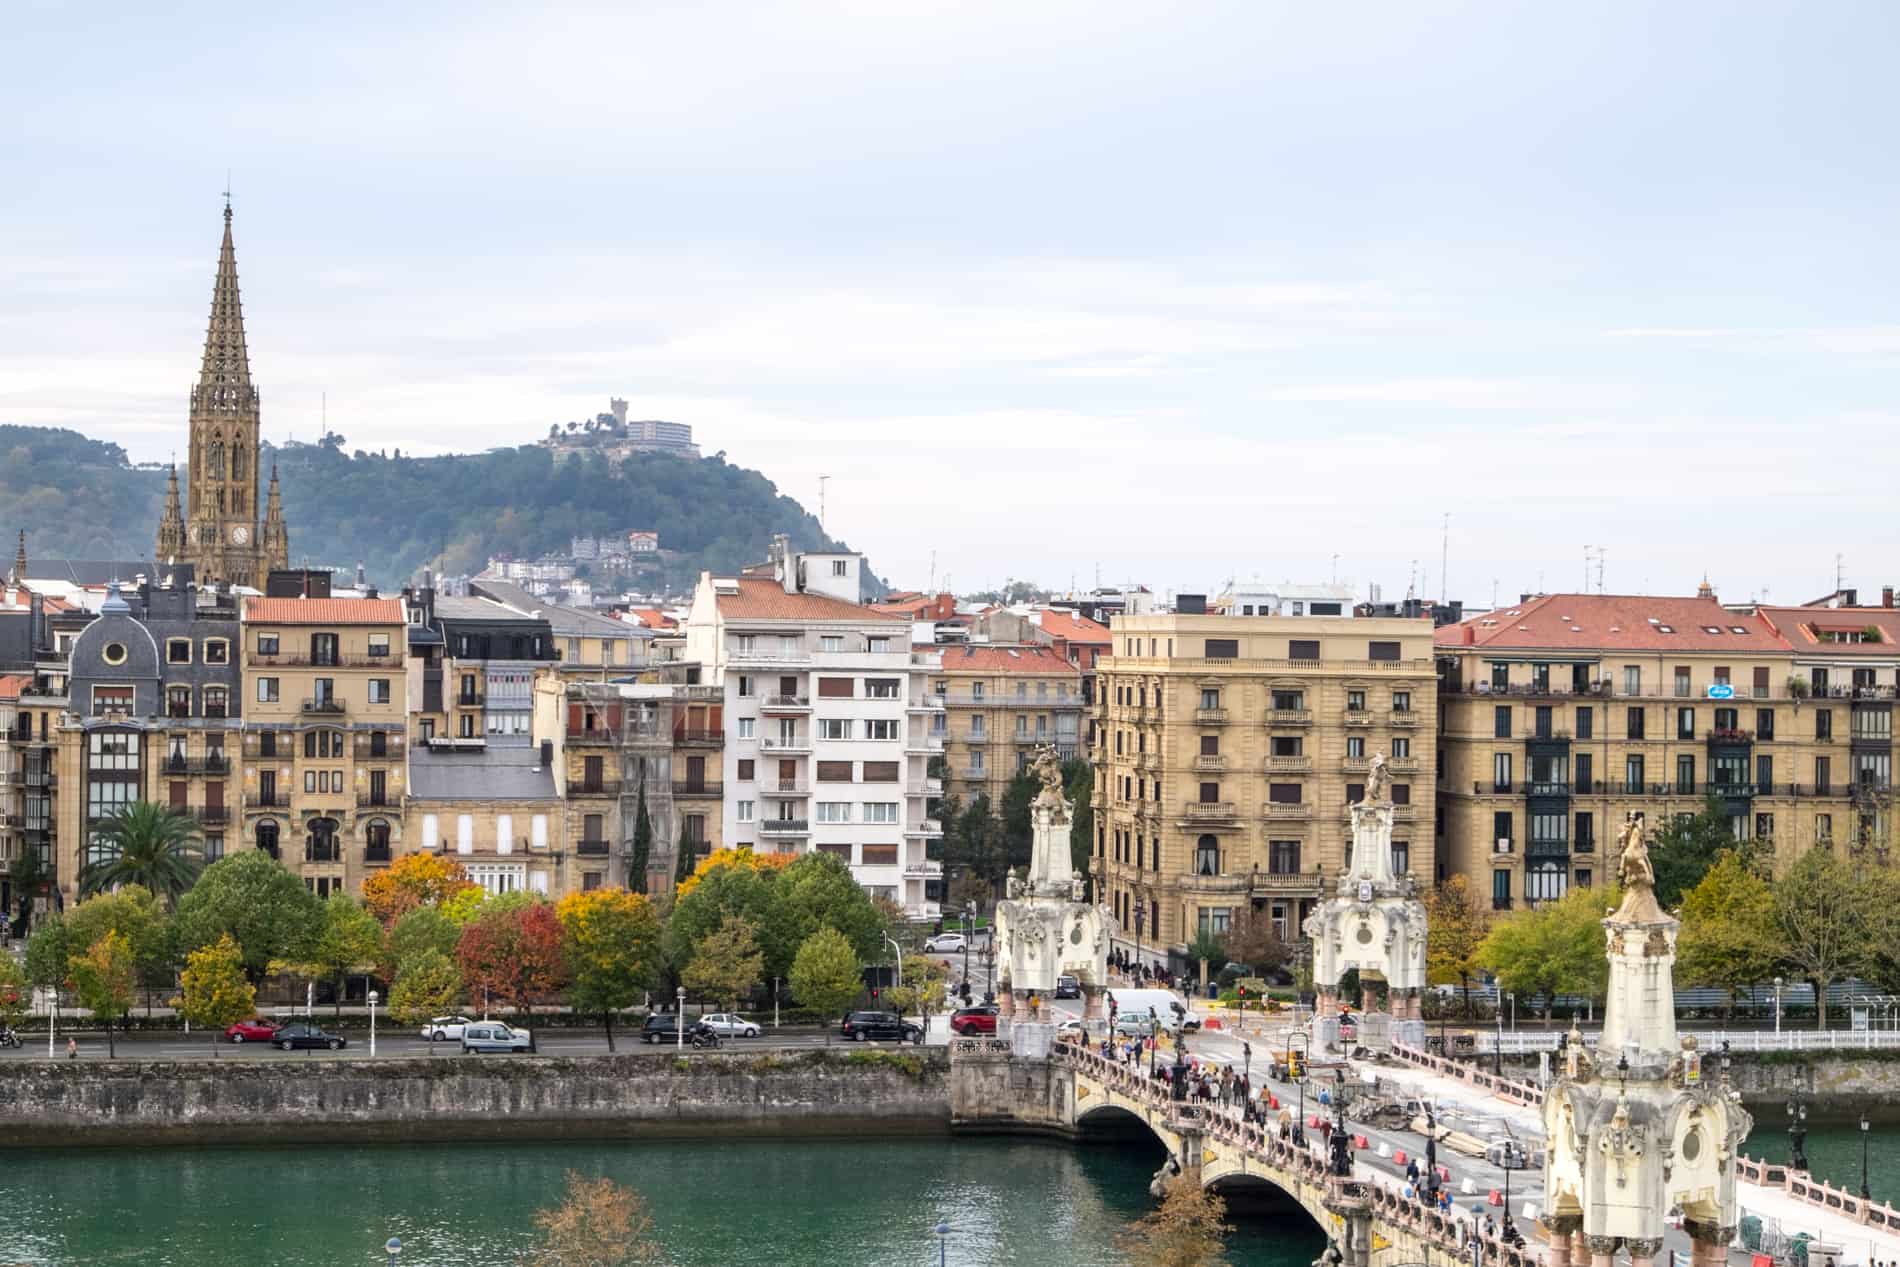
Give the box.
[685,543,945,915]
[1213,582,1357,618]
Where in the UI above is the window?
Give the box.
[1575,812,1595,852]
[1817,812,1833,843]
[1674,666,1692,698]
[737,718,755,739]
[1367,641,1401,662]
[1272,690,1304,711]
[1677,754,1696,794]
[1493,810,1514,846]
[832,559,848,577]
[167,685,192,718]
[1623,666,1642,696]
[1267,783,1302,803]
[202,639,228,665]
[1269,840,1300,874]
[1714,666,1731,687]
[868,637,890,654]
[367,633,390,658]
[1391,783,1410,805]
[1344,734,1366,759]
[816,760,854,782]
[866,678,899,699]
[1271,735,1303,757]
[1200,688,1221,710]
[1757,754,1773,789]
[1756,812,1775,842]
[1195,907,1232,937]
[1853,708,1893,740]
[1526,861,1567,903]
[1200,734,1220,756]
[970,716,986,738]
[310,633,339,667]
[368,679,391,705]
[816,802,851,823]
[1625,754,1646,789]
[1391,843,1409,875]
[862,844,899,866]
[864,802,898,824]
[1817,709,1833,740]
[1626,707,1646,740]
[1203,639,1238,659]
[865,719,897,741]
[1713,706,1738,731]
[1673,707,1692,739]
[1289,639,1319,661]
[203,686,227,719]
[1391,737,1410,758]
[971,682,986,700]
[737,800,755,823]
[256,632,279,657]
[1347,690,1366,712]
[1576,706,1593,739]
[167,638,192,664]
[1490,662,1510,690]
[1757,709,1775,740]
[820,636,844,653]
[1198,781,1220,804]
[1493,706,1511,739]
[1392,690,1411,713]
[862,761,899,782]
[1493,752,1512,792]
[1492,870,1512,908]
[819,718,853,741]
[92,686,133,715]
[1195,835,1220,876]
[817,676,853,698]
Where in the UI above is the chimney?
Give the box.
[1885,587,1895,609]
[539,740,554,770]
[1845,588,1859,608]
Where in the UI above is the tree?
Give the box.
[360,852,478,925]
[628,783,653,895]
[388,950,463,1027]
[558,889,661,1051]
[1677,852,1781,1018]
[1186,931,1228,991]
[23,915,69,992]
[1221,908,1291,980]
[1773,849,1872,1030]
[9,847,51,934]
[1066,757,1095,895]
[890,953,949,1023]
[176,933,256,1054]
[1649,795,1747,909]
[944,793,1008,897]
[455,900,569,1016]
[674,845,795,899]
[0,953,29,1034]
[526,1172,664,1267]
[384,905,460,980]
[79,802,204,906]
[64,885,173,1011]
[68,930,137,1057]
[788,927,862,1022]
[681,913,763,1011]
[1477,886,1619,1024]
[674,821,698,888]
[665,850,794,978]
[1422,876,1489,1017]
[274,894,385,1021]
[777,851,886,965]
[1000,767,1040,875]
[174,851,324,983]
[1118,1174,1231,1267]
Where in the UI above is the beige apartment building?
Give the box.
[1091,613,1439,969]
[240,596,408,897]
[930,644,1082,804]
[1435,592,1900,914]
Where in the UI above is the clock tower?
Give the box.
[157,201,289,589]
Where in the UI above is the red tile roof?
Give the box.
[1435,594,1791,653]
[933,644,1082,676]
[1039,608,1111,644]
[243,597,405,625]
[626,607,676,631]
[1757,607,1900,656]
[715,577,905,623]
[0,674,29,700]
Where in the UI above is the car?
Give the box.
[1054,1019,1088,1044]
[839,1011,924,1043]
[1113,1014,1158,1038]
[641,1012,692,1044]
[1055,974,1081,999]
[421,1015,474,1042]
[948,1005,998,1036]
[224,1017,279,1044]
[272,1022,347,1052]
[699,1013,761,1039]
[462,1022,533,1054]
[923,932,967,954]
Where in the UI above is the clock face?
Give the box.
[230,525,250,545]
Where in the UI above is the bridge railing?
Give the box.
[1054,1042,1540,1267]
[1388,1042,1545,1105]
[1479,1029,1900,1055]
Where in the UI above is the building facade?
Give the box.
[929,644,1081,804]
[406,745,566,897]
[155,204,289,589]
[685,541,944,915]
[1090,613,1439,968]
[402,585,556,746]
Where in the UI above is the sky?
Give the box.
[4,0,1899,606]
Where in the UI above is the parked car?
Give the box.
[421,1015,474,1042]
[1055,974,1081,999]
[273,1023,346,1052]
[699,1013,761,1039]
[839,1011,923,1043]
[1113,1014,1158,1038]
[948,1005,998,1036]
[642,1013,692,1044]
[923,932,967,953]
[462,1022,533,1054]
[224,1018,278,1044]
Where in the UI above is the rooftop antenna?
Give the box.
[1491,578,1499,609]
[1837,553,1846,597]
[818,474,829,533]
[1331,553,1340,585]
[1440,512,1449,604]
[929,550,936,594]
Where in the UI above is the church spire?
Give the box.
[8,530,25,586]
[260,462,289,580]
[196,202,253,404]
[157,464,185,562]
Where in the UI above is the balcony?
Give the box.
[355,794,397,810]
[1266,708,1312,728]
[305,843,342,864]
[577,839,612,857]
[163,755,234,776]
[761,695,812,713]
[1194,708,1229,725]
[908,697,946,714]
[243,792,291,809]
[1492,897,1514,912]
[759,818,810,836]
[958,767,987,781]
[23,766,53,788]
[1526,782,1571,797]
[1708,728,1755,745]
[456,692,486,708]
[1344,711,1372,727]
[300,698,345,716]
[570,780,623,798]
[1251,870,1323,894]
[1181,801,1238,823]
[729,646,813,668]
[766,779,812,797]
[760,737,811,755]
[906,777,944,797]
[672,781,723,799]
[251,653,401,669]
[191,806,231,825]
[903,860,944,878]
[1385,757,1419,773]
[1261,802,1312,821]
[904,819,945,837]
[673,727,723,747]
[1193,755,1227,773]
[365,843,393,865]
[1388,711,1420,728]
[1179,871,1250,896]
[353,738,404,760]
[1265,756,1311,774]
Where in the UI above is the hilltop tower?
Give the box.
[159,201,289,588]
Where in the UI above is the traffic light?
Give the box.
[1238,985,1249,1009]
[870,987,879,1000]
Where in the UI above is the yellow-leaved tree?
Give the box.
[557,888,661,1051]
[361,853,479,925]
[177,933,257,1055]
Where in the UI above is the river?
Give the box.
[1744,1122,1900,1207]
[0,1137,1325,1267]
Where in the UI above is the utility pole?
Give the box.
[1440,512,1449,604]
[818,475,829,533]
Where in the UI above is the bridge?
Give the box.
[950,1037,1542,1267]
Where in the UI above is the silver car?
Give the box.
[422,1015,474,1042]
[699,1013,761,1038]
[461,1022,533,1054]
[923,933,967,953]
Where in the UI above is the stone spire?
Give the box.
[260,462,289,576]
[8,530,24,586]
[156,464,184,562]
[197,202,253,403]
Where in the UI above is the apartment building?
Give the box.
[685,541,944,915]
[53,580,244,905]
[1091,613,1438,968]
[1435,592,1900,914]
[930,644,1082,804]
[470,579,652,680]
[240,596,407,897]
[407,744,566,897]
[402,584,555,746]
[556,674,724,892]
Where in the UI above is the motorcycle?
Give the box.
[0,1029,22,1050]
[687,1027,721,1050]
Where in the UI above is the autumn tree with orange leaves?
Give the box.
[362,853,479,925]
[456,899,568,1018]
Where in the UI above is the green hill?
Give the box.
[0,425,873,592]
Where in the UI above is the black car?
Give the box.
[273,1023,346,1052]
[840,1011,923,1043]
[641,1013,716,1045]
[1055,974,1081,999]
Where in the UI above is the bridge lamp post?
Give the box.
[935,1219,949,1267]
[367,989,378,1058]
[1860,1114,1872,1201]
[1500,1144,1520,1239]
[1494,999,1504,1077]
[1329,1068,1351,1177]
[1424,1103,1438,1199]
[1787,1095,1809,1173]
[383,1236,401,1266]
[1774,976,1784,1034]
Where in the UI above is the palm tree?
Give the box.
[80,802,205,907]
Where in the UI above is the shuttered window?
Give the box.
[1368,641,1401,662]
[817,761,854,782]
[817,677,855,698]
[1289,640,1320,660]
[862,844,899,865]
[1204,639,1239,659]
[862,761,900,782]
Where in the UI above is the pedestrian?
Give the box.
[65,1036,77,1060]
[1406,1158,1420,1187]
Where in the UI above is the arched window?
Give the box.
[1195,834,1220,877]
[366,818,390,855]
[256,819,279,859]
[306,817,339,863]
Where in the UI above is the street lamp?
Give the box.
[1774,976,1784,1034]
[1500,1141,1521,1238]
[368,989,379,1058]
[1134,900,1146,980]
[1494,998,1504,1076]
[883,933,904,1019]
[935,1220,949,1267]
[1786,1095,1809,1173]
[383,1236,401,1266]
[1860,1114,1871,1201]
[772,976,781,1030]
[676,985,686,1051]
[1329,1068,1351,1177]
[963,900,975,998]
[1425,1102,1439,1200]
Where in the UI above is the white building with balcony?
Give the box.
[685,542,944,916]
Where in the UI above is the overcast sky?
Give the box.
[5,1,1898,605]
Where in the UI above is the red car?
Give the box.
[224,1018,279,1044]
[949,1005,998,1036]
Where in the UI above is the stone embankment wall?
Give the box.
[1485,1050,1900,1115]
[948,1046,1074,1137]
[0,1050,951,1146]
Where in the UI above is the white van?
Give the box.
[1105,989,1204,1032]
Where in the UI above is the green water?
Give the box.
[0,1138,1326,1267]
[1744,1123,1900,1206]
